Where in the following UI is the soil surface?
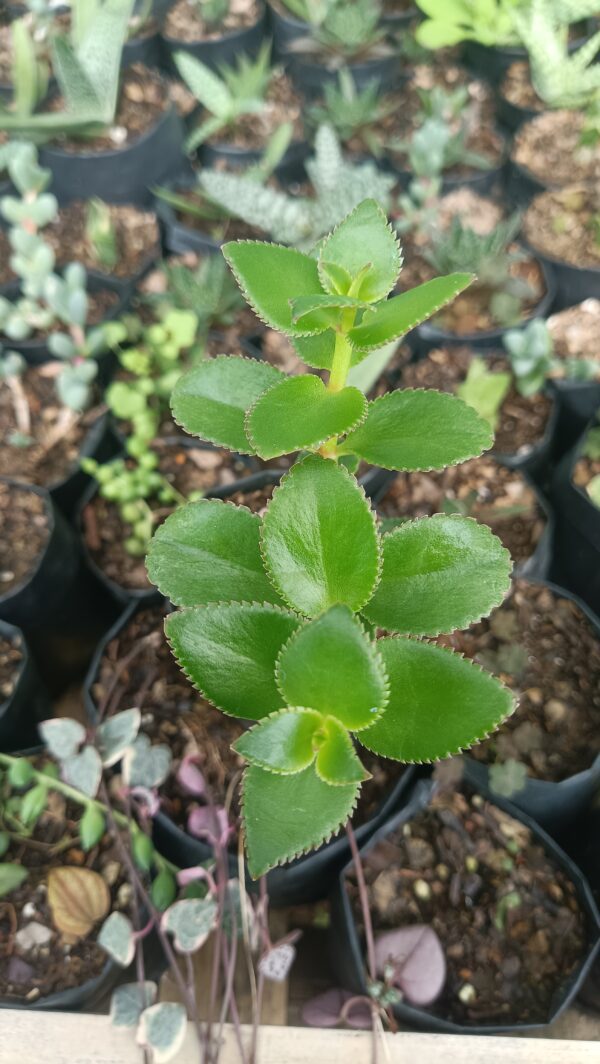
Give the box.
[0,480,49,596]
[500,62,544,113]
[91,605,405,838]
[442,580,600,782]
[523,185,600,269]
[512,111,600,186]
[349,783,587,1026]
[42,202,160,279]
[0,633,22,702]
[0,367,103,488]
[205,71,304,149]
[82,439,255,590]
[260,330,304,375]
[0,767,131,1003]
[47,66,168,153]
[164,0,260,40]
[547,299,600,371]
[376,458,546,566]
[400,347,552,457]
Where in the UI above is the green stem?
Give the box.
[328,327,353,394]
[0,752,178,874]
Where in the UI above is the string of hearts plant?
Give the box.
[146,199,516,879]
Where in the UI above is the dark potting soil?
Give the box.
[547,299,600,371]
[0,368,102,488]
[400,348,552,456]
[376,458,545,566]
[349,784,587,1026]
[82,439,253,590]
[0,481,49,597]
[572,455,600,507]
[0,633,22,702]
[43,202,160,279]
[523,185,600,270]
[46,66,168,153]
[398,240,545,335]
[512,111,600,187]
[0,772,131,1003]
[93,605,405,838]
[260,330,304,375]
[500,62,544,113]
[441,580,600,782]
[205,71,304,149]
[164,0,260,40]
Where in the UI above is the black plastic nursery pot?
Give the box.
[198,138,310,184]
[523,246,600,313]
[160,2,268,73]
[493,390,558,486]
[0,620,50,752]
[39,104,185,207]
[50,412,122,520]
[494,91,541,135]
[329,767,600,1036]
[548,436,600,617]
[462,40,530,86]
[547,379,600,468]
[122,26,164,70]
[286,53,403,99]
[413,259,556,355]
[154,175,227,256]
[0,954,124,1014]
[3,274,131,368]
[506,155,548,209]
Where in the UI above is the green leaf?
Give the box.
[457,357,511,430]
[147,500,283,608]
[261,456,381,617]
[151,870,177,912]
[0,863,28,899]
[276,605,388,730]
[138,1002,187,1064]
[79,805,106,851]
[223,242,323,336]
[340,390,492,471]
[292,330,337,370]
[20,783,48,826]
[39,717,85,760]
[233,708,323,774]
[98,911,135,966]
[363,515,512,636]
[245,376,367,459]
[315,718,369,786]
[110,983,157,1029]
[348,274,473,351]
[163,897,218,953]
[166,604,301,720]
[96,708,141,767]
[242,763,359,877]
[318,199,402,303]
[170,356,283,453]
[123,735,171,789]
[289,294,373,333]
[318,260,352,295]
[173,51,232,117]
[359,638,514,763]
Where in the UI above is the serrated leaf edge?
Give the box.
[244,376,368,460]
[358,636,518,765]
[222,240,327,338]
[170,353,285,455]
[164,601,302,721]
[259,455,383,618]
[240,765,361,877]
[341,387,494,471]
[273,605,390,730]
[349,273,474,352]
[317,199,404,302]
[363,512,513,638]
[232,706,323,775]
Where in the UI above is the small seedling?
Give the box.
[85,199,118,270]
[457,357,511,430]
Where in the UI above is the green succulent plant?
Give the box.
[415,0,598,50]
[503,316,599,391]
[155,255,245,332]
[85,198,118,270]
[307,70,398,156]
[146,199,515,877]
[199,124,397,250]
[513,0,600,109]
[457,357,512,429]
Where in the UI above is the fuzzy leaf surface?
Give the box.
[315,718,369,786]
[359,638,514,762]
[246,376,366,459]
[170,356,283,452]
[166,604,300,720]
[318,199,401,302]
[276,605,387,729]
[261,456,380,617]
[223,242,323,335]
[289,294,372,332]
[348,274,473,350]
[340,390,492,470]
[233,708,323,774]
[243,763,359,877]
[147,500,282,607]
[292,330,337,370]
[363,515,511,635]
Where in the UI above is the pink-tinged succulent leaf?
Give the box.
[302,988,371,1029]
[177,755,207,797]
[374,925,446,1006]
[129,786,161,816]
[187,805,231,848]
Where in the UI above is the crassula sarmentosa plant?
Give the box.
[146,199,515,878]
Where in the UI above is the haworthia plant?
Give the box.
[147,199,514,878]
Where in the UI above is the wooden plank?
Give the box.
[0,1010,597,1064]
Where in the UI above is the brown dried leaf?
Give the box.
[47,867,111,941]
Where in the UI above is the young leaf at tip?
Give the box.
[245,375,367,459]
